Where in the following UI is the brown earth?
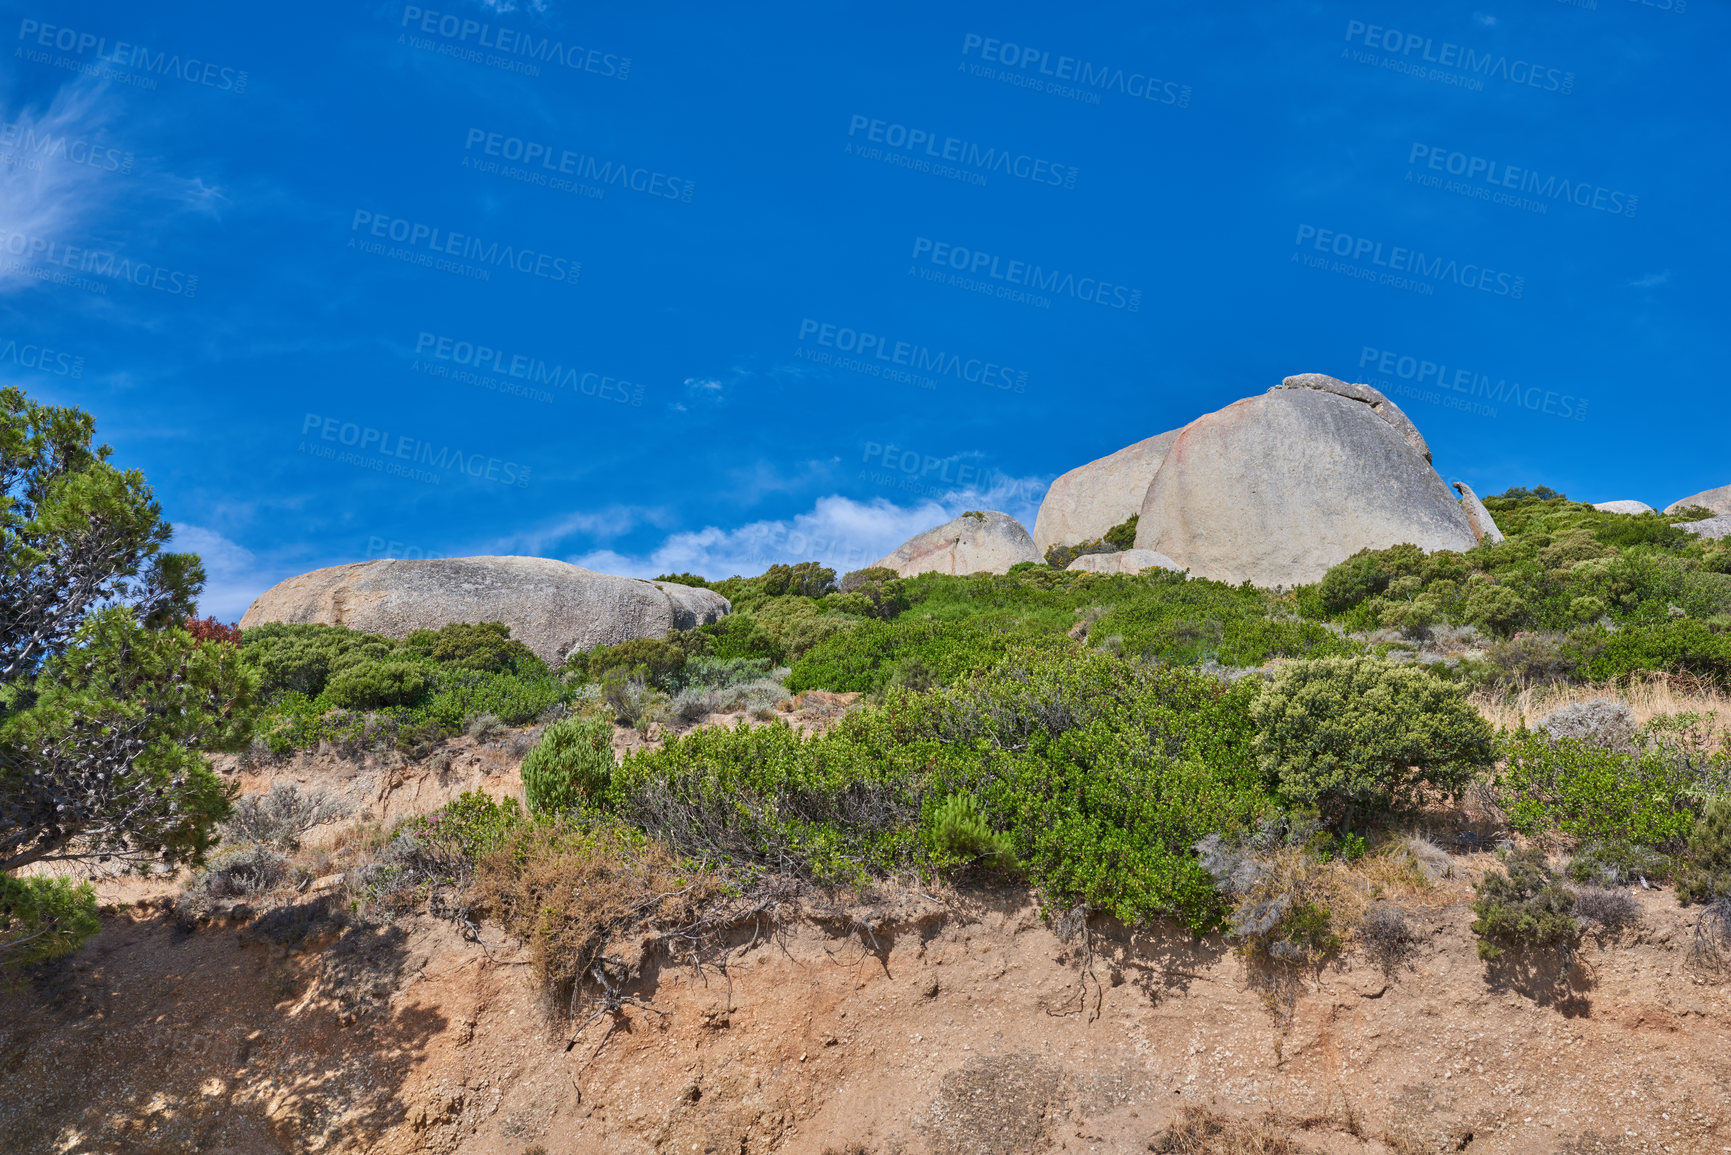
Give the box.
[3,701,1730,1154]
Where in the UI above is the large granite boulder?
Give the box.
[872,510,1041,577]
[1676,515,1731,541]
[1666,484,1731,516]
[1594,500,1657,515]
[239,556,730,666]
[1132,375,1478,587]
[1033,429,1182,554]
[1065,549,1184,574]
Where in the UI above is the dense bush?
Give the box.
[1498,729,1701,847]
[1471,849,1581,960]
[323,660,428,710]
[1677,796,1731,904]
[1251,657,1494,821]
[924,793,1017,872]
[572,637,687,688]
[612,648,1274,931]
[521,718,616,814]
[0,875,102,968]
[401,621,542,675]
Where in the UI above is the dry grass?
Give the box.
[1470,672,1730,743]
[471,821,725,1012]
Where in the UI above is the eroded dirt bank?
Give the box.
[2,875,1726,1154]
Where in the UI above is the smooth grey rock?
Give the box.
[1593,500,1657,515]
[873,510,1042,577]
[1666,484,1731,516]
[1276,373,1432,463]
[1033,428,1182,554]
[1133,383,1476,588]
[651,580,731,630]
[1675,515,1731,541]
[1452,481,1505,545]
[1065,549,1184,574]
[239,556,730,665]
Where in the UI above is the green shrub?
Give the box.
[401,621,541,675]
[240,622,396,700]
[1677,796,1731,904]
[1498,730,1699,847]
[1251,657,1494,821]
[1463,584,1527,636]
[1565,840,1674,887]
[1576,619,1731,684]
[574,637,687,687]
[701,612,785,663]
[422,670,563,729]
[925,793,1017,872]
[1103,514,1139,551]
[521,718,616,814]
[323,660,428,710]
[1,875,101,968]
[652,572,713,588]
[613,648,1275,931]
[1471,848,1580,960]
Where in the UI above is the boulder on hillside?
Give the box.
[1594,500,1657,515]
[1675,515,1731,541]
[1452,481,1505,545]
[1033,428,1182,553]
[239,556,730,666]
[872,511,1041,578]
[1065,549,1183,575]
[1666,484,1731,516]
[1133,375,1478,587]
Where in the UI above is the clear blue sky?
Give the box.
[3,0,1723,618]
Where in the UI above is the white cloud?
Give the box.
[0,82,120,293]
[170,524,279,622]
[1473,12,1499,26]
[1628,270,1671,288]
[568,475,1047,580]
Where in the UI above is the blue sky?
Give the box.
[2,0,1723,618]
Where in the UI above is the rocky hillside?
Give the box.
[3,705,1728,1155]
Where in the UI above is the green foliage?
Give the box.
[1463,583,1528,636]
[652,572,713,589]
[612,647,1275,931]
[1677,796,1731,904]
[925,793,1017,872]
[573,637,687,688]
[1575,619,1731,684]
[1492,485,1565,502]
[521,718,616,814]
[1251,657,1494,819]
[1471,848,1580,960]
[1498,730,1701,847]
[788,569,1352,695]
[699,611,785,664]
[1103,514,1139,551]
[711,562,836,610]
[414,790,526,861]
[401,621,542,675]
[2,387,251,876]
[0,874,101,968]
[1566,840,1674,887]
[240,622,396,700]
[322,660,428,710]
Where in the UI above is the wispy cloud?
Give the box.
[570,474,1046,580]
[1628,270,1671,288]
[0,81,122,292]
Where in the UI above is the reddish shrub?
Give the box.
[185,615,242,645]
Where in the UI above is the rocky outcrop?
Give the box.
[1593,500,1656,515]
[1275,373,1432,462]
[1452,482,1505,545]
[1065,549,1183,575]
[239,556,730,666]
[1676,515,1731,541]
[1666,484,1731,516]
[1033,429,1182,553]
[1133,377,1478,587]
[873,511,1041,578]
